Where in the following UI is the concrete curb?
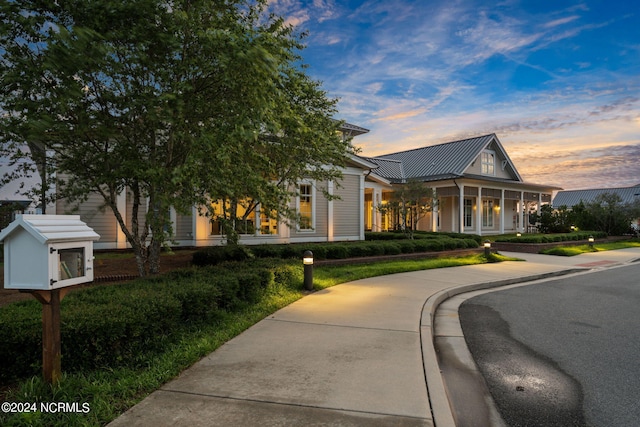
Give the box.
[419,268,585,427]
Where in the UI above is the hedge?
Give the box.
[192,235,481,267]
[0,259,300,384]
[494,231,607,243]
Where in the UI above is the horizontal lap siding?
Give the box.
[333,175,360,237]
[175,214,192,240]
[57,191,118,243]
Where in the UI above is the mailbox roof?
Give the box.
[0,214,100,244]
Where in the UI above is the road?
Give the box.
[459,263,640,427]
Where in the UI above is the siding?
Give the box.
[175,214,193,240]
[333,175,360,237]
[57,191,118,243]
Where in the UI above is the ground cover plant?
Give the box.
[0,251,503,426]
[539,240,640,256]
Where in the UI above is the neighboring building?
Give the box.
[552,184,640,230]
[363,134,561,235]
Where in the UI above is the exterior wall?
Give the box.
[174,213,193,243]
[333,174,361,239]
[56,191,120,247]
[466,151,513,180]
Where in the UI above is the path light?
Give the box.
[484,240,492,258]
[588,235,594,248]
[516,232,522,237]
[303,250,314,291]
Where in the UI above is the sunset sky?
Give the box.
[269,0,640,190]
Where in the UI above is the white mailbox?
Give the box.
[0,214,100,290]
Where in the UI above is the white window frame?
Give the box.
[481,150,496,176]
[297,181,316,232]
[464,198,473,228]
[482,199,494,227]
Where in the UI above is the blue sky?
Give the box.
[269,0,640,190]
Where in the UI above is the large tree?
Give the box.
[0,0,351,275]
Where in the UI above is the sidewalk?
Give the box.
[108,248,640,427]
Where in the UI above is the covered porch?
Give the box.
[365,179,555,236]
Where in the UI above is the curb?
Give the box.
[419,267,586,427]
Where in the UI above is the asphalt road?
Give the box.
[459,263,640,427]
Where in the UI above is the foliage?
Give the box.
[0,0,349,275]
[571,193,640,235]
[528,194,640,236]
[0,260,297,384]
[376,180,436,239]
[529,204,574,233]
[494,231,606,243]
[191,235,480,265]
[540,240,640,256]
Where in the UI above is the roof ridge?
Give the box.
[375,133,495,158]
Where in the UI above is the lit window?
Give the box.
[464,199,473,227]
[482,200,494,227]
[481,151,495,175]
[299,184,313,230]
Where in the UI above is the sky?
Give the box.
[268,0,640,190]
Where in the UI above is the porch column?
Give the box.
[431,187,438,232]
[359,175,365,240]
[519,191,525,233]
[500,189,505,234]
[476,186,483,236]
[458,184,464,233]
[538,193,543,216]
[116,190,127,249]
[327,180,334,242]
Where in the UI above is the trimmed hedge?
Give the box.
[192,235,481,267]
[494,231,607,243]
[0,259,300,384]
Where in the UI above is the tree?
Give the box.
[377,180,436,239]
[1,0,350,275]
[573,193,640,235]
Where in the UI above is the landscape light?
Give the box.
[303,250,313,290]
[484,240,491,257]
[588,235,594,248]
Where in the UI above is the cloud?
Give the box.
[543,15,580,28]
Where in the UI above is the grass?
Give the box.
[0,251,515,426]
[540,240,640,256]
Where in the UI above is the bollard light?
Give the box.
[303,250,313,290]
[484,240,491,257]
[588,235,594,248]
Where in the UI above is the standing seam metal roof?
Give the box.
[552,185,640,208]
[368,134,509,183]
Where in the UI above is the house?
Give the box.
[53,123,376,250]
[8,130,561,249]
[552,184,640,230]
[363,134,561,235]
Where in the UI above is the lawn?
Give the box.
[540,240,640,256]
[0,252,509,427]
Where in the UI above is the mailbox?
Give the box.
[0,214,100,290]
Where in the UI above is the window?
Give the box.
[481,151,495,176]
[299,184,314,231]
[482,200,494,227]
[259,210,278,235]
[464,199,473,228]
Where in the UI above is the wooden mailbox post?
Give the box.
[0,215,100,383]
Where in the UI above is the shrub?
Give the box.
[0,259,301,383]
[381,242,402,255]
[192,245,254,266]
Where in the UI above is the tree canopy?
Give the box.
[0,0,352,275]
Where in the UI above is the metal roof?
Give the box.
[368,134,524,183]
[552,185,640,208]
[339,122,370,137]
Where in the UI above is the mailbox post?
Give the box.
[0,215,99,383]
